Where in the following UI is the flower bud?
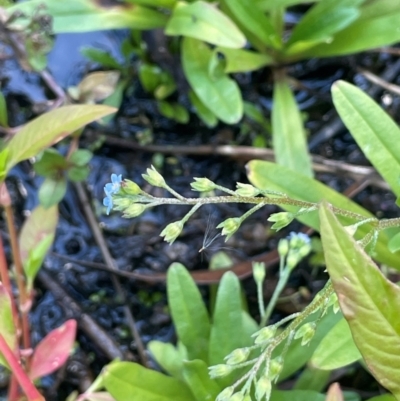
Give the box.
[255,376,271,401]
[208,364,233,379]
[217,217,241,240]
[242,394,251,401]
[235,183,260,197]
[160,221,184,244]
[112,197,132,210]
[252,262,266,284]
[123,204,146,218]
[252,326,276,344]
[229,392,245,401]
[191,177,216,192]
[268,356,283,382]
[225,347,250,365]
[278,238,289,257]
[289,232,310,250]
[216,387,234,401]
[294,322,316,346]
[142,165,166,187]
[286,250,300,270]
[268,212,294,231]
[122,179,142,195]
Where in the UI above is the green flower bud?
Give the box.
[268,356,283,382]
[252,262,266,284]
[255,376,271,401]
[235,183,260,197]
[286,250,300,270]
[191,177,216,192]
[217,217,241,240]
[122,179,142,195]
[122,203,146,218]
[112,197,132,211]
[142,165,166,187]
[252,326,277,344]
[268,212,294,231]
[208,364,233,379]
[225,347,250,365]
[230,392,245,401]
[216,387,234,401]
[278,238,289,257]
[242,394,251,401]
[294,322,316,346]
[160,221,184,244]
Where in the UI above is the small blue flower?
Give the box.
[103,194,113,215]
[104,174,122,195]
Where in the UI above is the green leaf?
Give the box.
[69,149,93,167]
[19,205,58,287]
[246,160,400,269]
[302,4,400,57]
[148,340,186,380]
[272,74,313,177]
[5,105,115,172]
[310,317,361,370]
[167,263,210,362]
[8,0,168,32]
[294,367,330,392]
[166,1,245,48]
[34,149,68,177]
[388,232,400,254]
[81,47,121,69]
[0,283,16,368]
[332,80,400,197]
[103,361,195,401]
[217,47,273,73]
[39,177,67,208]
[256,0,321,10]
[366,395,397,401]
[270,390,325,401]
[0,149,9,182]
[0,92,8,127]
[285,0,362,56]
[209,272,249,366]
[182,37,242,124]
[220,0,280,48]
[189,90,218,128]
[319,202,400,398]
[67,166,90,182]
[157,101,189,124]
[182,360,221,401]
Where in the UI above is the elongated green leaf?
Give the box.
[189,90,218,128]
[166,1,245,48]
[272,75,313,177]
[182,37,242,124]
[256,0,320,10]
[167,263,210,362]
[367,395,396,401]
[246,160,400,269]
[310,318,361,370]
[0,92,8,127]
[209,272,249,366]
[0,283,16,368]
[286,0,362,55]
[320,202,400,399]
[302,6,400,57]
[332,80,400,197]
[39,177,67,208]
[294,367,330,392]
[182,360,221,401]
[148,341,185,380]
[8,0,167,32]
[5,105,115,172]
[217,47,273,73]
[220,0,280,48]
[103,362,195,401]
[271,390,325,401]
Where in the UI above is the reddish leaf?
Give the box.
[325,383,344,401]
[29,319,77,381]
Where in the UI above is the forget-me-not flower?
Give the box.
[103,174,122,215]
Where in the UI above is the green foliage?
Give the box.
[0,284,16,368]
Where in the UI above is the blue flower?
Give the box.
[104,174,122,195]
[103,174,122,215]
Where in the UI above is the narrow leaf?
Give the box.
[319,202,400,398]
[366,395,397,401]
[166,1,245,48]
[6,105,115,171]
[0,283,16,368]
[310,318,361,370]
[8,0,167,32]
[103,361,195,401]
[332,80,400,197]
[29,319,77,381]
[217,47,273,73]
[272,74,313,177]
[182,37,242,124]
[148,340,185,380]
[0,92,8,127]
[167,263,210,362]
[271,390,325,401]
[246,160,400,269]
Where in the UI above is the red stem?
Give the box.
[0,333,44,401]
